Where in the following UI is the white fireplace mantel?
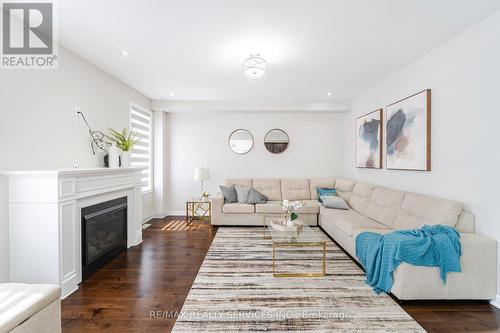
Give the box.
[1,167,144,298]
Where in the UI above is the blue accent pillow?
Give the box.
[316,187,337,202]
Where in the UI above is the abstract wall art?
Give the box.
[356,109,382,168]
[386,89,431,171]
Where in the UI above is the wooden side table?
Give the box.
[185,198,211,225]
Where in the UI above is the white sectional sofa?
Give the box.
[0,283,61,333]
[210,177,497,300]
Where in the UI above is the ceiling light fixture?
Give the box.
[121,50,129,56]
[327,92,332,96]
[170,92,175,97]
[243,53,266,79]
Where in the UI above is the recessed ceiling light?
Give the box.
[121,50,129,56]
[170,92,175,97]
[327,92,332,96]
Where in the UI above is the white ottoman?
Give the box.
[0,283,61,333]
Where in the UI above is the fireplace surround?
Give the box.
[2,167,144,297]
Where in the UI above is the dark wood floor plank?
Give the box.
[62,217,500,332]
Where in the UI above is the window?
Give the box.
[129,103,153,193]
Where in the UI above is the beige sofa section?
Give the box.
[319,178,497,300]
[211,178,335,226]
[0,283,61,333]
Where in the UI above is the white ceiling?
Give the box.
[58,0,500,101]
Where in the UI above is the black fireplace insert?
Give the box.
[81,197,127,279]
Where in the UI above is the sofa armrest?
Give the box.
[210,194,224,224]
[460,233,497,283]
[392,232,497,300]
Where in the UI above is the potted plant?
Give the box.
[106,128,136,168]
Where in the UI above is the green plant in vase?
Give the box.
[106,128,136,167]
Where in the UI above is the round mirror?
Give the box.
[228,129,254,154]
[264,129,289,154]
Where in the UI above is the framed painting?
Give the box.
[356,109,382,168]
[386,89,431,171]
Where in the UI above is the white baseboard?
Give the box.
[142,211,185,224]
[164,211,185,216]
[490,295,500,309]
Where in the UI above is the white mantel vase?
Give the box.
[108,144,120,168]
[121,151,131,168]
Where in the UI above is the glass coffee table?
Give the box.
[264,216,326,277]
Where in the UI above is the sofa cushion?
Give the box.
[365,187,405,228]
[393,193,463,230]
[253,179,281,201]
[352,227,393,238]
[255,201,282,214]
[223,203,255,213]
[0,283,61,332]
[224,179,252,188]
[319,206,387,236]
[348,182,375,214]
[255,200,320,214]
[296,200,321,214]
[281,179,310,200]
[455,211,475,233]
[335,178,356,201]
[309,178,336,200]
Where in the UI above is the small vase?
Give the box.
[108,144,120,168]
[283,213,293,226]
[121,151,131,168]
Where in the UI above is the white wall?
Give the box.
[163,112,345,213]
[0,45,151,282]
[344,11,500,295]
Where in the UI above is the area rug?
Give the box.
[172,227,425,332]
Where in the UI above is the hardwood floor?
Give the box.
[62,217,216,333]
[403,301,500,333]
[62,217,500,332]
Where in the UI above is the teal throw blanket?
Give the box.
[355,224,462,294]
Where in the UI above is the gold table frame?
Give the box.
[185,199,211,225]
[264,215,327,277]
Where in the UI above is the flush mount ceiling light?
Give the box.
[243,53,266,79]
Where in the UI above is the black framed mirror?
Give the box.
[264,129,289,154]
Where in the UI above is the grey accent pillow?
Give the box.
[235,185,251,203]
[220,185,237,203]
[247,187,268,204]
[321,196,349,210]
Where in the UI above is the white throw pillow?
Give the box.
[321,196,349,210]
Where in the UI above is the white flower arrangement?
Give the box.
[280,200,305,213]
[280,200,305,223]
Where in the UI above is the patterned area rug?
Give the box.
[172,227,425,332]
